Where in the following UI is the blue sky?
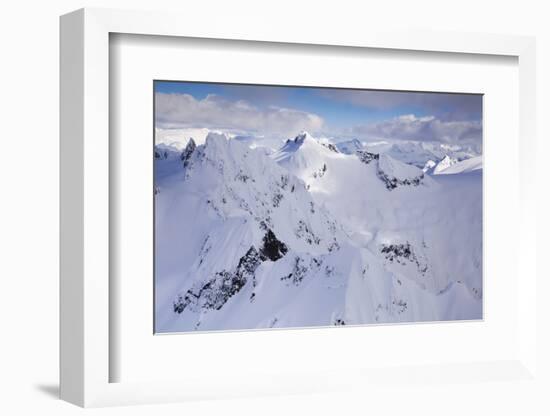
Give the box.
[154,81,482,144]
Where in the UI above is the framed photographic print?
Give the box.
[153,81,483,334]
[60,8,538,407]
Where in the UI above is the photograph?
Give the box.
[153,81,483,333]
[2,0,543,412]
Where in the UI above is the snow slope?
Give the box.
[155,131,482,333]
[432,155,459,174]
[435,155,482,175]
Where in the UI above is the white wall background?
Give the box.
[0,1,548,414]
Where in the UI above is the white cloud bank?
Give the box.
[155,93,324,137]
[352,114,482,144]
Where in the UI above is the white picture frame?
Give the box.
[60,7,538,407]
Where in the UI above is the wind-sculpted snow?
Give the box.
[155,131,482,333]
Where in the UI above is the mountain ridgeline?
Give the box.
[154,131,482,332]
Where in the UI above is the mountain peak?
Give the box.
[275,131,321,156]
[293,131,314,143]
[433,154,458,174]
[377,153,434,190]
[204,131,230,146]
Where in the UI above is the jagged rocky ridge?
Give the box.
[356,150,379,165]
[180,137,196,167]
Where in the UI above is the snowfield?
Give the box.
[154,130,482,333]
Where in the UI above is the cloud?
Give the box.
[318,90,482,121]
[155,93,324,137]
[352,114,482,144]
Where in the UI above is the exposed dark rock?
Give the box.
[180,138,196,167]
[328,237,340,252]
[312,163,327,179]
[281,256,323,286]
[259,229,288,261]
[380,242,428,276]
[281,256,309,285]
[272,192,283,207]
[392,298,408,314]
[321,142,339,153]
[381,242,413,260]
[174,246,263,314]
[356,150,379,165]
[376,167,424,191]
[296,220,321,245]
[235,169,250,182]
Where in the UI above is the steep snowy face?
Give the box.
[269,133,479,299]
[272,131,330,161]
[434,155,482,175]
[271,131,343,188]
[184,132,342,255]
[433,155,458,174]
[180,138,196,167]
[273,133,434,200]
[270,134,439,241]
[156,132,354,331]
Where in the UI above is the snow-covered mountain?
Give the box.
[155,127,482,170]
[434,155,482,175]
[432,155,458,174]
[334,138,364,154]
[422,159,437,173]
[155,131,483,333]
